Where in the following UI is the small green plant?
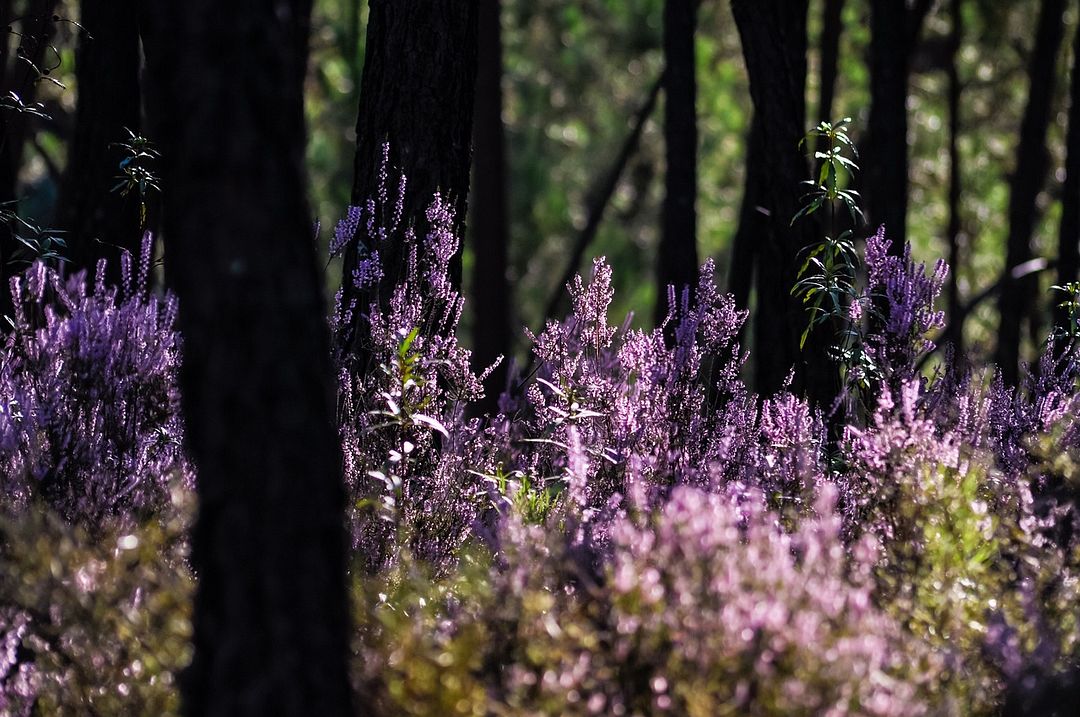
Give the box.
[1051,282,1080,355]
[366,327,449,523]
[791,118,878,412]
[111,129,162,231]
[0,200,66,268]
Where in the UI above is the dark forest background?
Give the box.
[2,0,1078,389]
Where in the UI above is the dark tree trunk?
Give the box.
[944,0,964,356]
[655,0,699,327]
[0,0,58,207]
[59,0,143,281]
[1057,12,1080,325]
[817,0,844,124]
[0,0,59,317]
[340,0,479,357]
[996,0,1066,384]
[731,0,835,407]
[868,0,910,254]
[140,1,353,715]
[908,0,936,49]
[470,0,510,412]
[729,117,764,316]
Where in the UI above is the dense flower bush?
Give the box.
[0,235,187,524]
[2,179,1080,714]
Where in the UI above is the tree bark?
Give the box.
[140,1,353,715]
[729,117,764,316]
[996,0,1066,384]
[944,0,964,356]
[655,0,699,328]
[817,0,845,124]
[731,0,835,407]
[868,0,910,255]
[340,0,479,357]
[59,0,143,281]
[1057,10,1080,322]
[470,0,510,412]
[0,0,59,318]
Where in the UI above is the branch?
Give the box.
[538,70,664,329]
[919,257,1055,368]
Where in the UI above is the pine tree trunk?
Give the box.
[731,0,835,407]
[1057,13,1080,314]
[141,1,353,714]
[817,0,844,124]
[729,117,764,317]
[0,0,59,317]
[340,0,479,358]
[470,0,511,413]
[996,0,1066,384]
[945,0,965,357]
[868,0,909,255]
[655,0,699,327]
[59,0,143,281]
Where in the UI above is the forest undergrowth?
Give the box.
[1,183,1079,715]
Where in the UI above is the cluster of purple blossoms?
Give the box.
[1,160,1079,714]
[0,235,187,525]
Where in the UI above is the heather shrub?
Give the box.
[330,166,496,572]
[353,483,937,716]
[3,172,1080,716]
[343,202,1080,715]
[0,236,187,525]
[0,484,192,716]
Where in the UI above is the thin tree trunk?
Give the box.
[141,1,353,714]
[655,0,699,328]
[340,0,479,359]
[1057,13,1080,332]
[944,0,964,356]
[996,0,1066,384]
[59,0,142,281]
[731,0,835,407]
[868,0,910,254]
[470,0,510,412]
[817,0,845,124]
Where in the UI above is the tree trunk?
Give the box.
[731,0,835,407]
[1057,11,1080,323]
[140,1,353,714]
[729,117,764,315]
[944,0,964,356]
[340,0,479,357]
[0,0,59,318]
[868,0,910,254]
[996,0,1066,384]
[655,0,699,328]
[470,0,510,412]
[59,0,143,281]
[817,0,845,124]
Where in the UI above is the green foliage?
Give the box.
[791,118,878,408]
[0,486,193,716]
[479,463,560,525]
[110,129,161,231]
[1051,282,1080,352]
[0,202,66,268]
